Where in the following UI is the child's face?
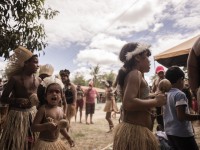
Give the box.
[46,84,62,106]
[139,52,150,73]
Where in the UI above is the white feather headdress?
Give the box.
[41,76,64,89]
[125,43,151,61]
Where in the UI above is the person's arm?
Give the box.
[0,77,15,104]
[62,93,67,116]
[187,49,200,97]
[176,105,200,121]
[31,106,57,132]
[123,70,166,111]
[60,128,75,147]
[152,79,157,93]
[71,83,77,105]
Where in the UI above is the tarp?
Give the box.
[154,35,200,68]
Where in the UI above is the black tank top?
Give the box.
[65,88,73,104]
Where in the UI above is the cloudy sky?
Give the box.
[1,0,200,84]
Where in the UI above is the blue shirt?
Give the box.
[163,88,194,137]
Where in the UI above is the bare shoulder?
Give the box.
[127,70,142,83]
[37,105,45,113]
[70,82,76,87]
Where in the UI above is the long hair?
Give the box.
[116,42,151,91]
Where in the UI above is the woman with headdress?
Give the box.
[0,46,41,149]
[37,64,67,111]
[113,42,167,150]
[59,69,77,125]
[103,80,118,133]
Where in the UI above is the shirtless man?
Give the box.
[0,46,41,150]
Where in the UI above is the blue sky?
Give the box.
[1,0,200,84]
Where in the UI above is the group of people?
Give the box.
[0,46,118,149]
[0,36,200,150]
[112,37,200,150]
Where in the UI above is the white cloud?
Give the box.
[76,49,119,66]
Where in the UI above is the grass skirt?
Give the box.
[113,122,160,150]
[33,138,70,150]
[104,100,118,112]
[0,106,37,150]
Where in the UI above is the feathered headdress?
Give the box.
[125,43,150,61]
[41,76,64,89]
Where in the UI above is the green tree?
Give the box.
[90,64,100,87]
[73,72,86,86]
[98,71,117,89]
[0,0,59,59]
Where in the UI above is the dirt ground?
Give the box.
[66,103,200,150]
[66,103,118,150]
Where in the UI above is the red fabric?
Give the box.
[192,98,198,112]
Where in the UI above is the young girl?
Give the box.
[113,42,167,150]
[31,76,74,149]
[103,80,118,133]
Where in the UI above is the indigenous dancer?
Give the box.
[113,42,167,150]
[32,76,74,150]
[59,69,77,124]
[0,46,41,150]
[103,80,118,133]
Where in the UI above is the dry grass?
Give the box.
[68,117,118,150]
[66,115,200,150]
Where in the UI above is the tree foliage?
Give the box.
[73,72,86,86]
[90,64,100,87]
[0,0,59,59]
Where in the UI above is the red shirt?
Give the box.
[85,88,98,103]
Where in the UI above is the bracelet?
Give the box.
[197,115,199,120]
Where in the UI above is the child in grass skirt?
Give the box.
[31,76,74,150]
[103,80,118,132]
[113,42,167,150]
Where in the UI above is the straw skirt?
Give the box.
[104,100,118,112]
[0,106,37,150]
[113,122,160,150]
[33,138,70,150]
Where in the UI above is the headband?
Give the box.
[125,43,150,61]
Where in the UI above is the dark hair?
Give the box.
[116,42,151,88]
[107,80,113,87]
[59,69,70,76]
[165,66,185,84]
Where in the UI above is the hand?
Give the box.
[155,93,167,107]
[47,122,58,131]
